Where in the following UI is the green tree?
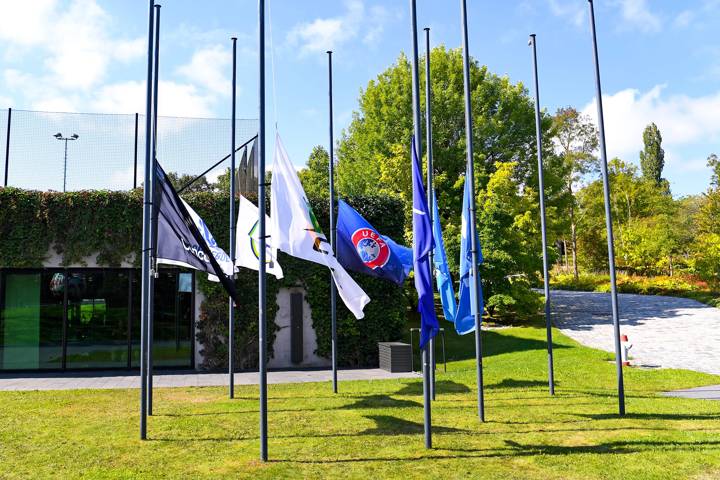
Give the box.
[550,107,599,280]
[707,153,720,188]
[639,122,665,187]
[298,145,330,198]
[164,172,212,193]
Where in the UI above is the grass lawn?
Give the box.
[1,323,719,479]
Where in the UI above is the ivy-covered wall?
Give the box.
[0,187,408,368]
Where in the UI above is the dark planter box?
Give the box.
[378,342,412,373]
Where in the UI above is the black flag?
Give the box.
[154,162,239,304]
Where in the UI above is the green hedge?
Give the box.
[0,187,408,368]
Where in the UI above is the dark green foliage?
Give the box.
[639,123,665,187]
[0,187,408,368]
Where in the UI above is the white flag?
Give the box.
[235,195,284,279]
[270,133,370,319]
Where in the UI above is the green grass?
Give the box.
[1,324,720,479]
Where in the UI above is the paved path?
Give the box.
[0,368,419,392]
[663,385,720,400]
[551,290,720,375]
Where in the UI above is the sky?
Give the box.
[0,0,719,196]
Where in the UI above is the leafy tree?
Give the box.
[298,145,330,198]
[335,46,571,316]
[707,153,720,188]
[550,107,599,280]
[164,172,212,193]
[639,123,665,187]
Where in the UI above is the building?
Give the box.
[0,249,328,372]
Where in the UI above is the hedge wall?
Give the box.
[0,187,408,368]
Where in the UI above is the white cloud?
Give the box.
[674,10,694,29]
[547,0,585,27]
[176,44,231,96]
[286,0,391,57]
[0,0,58,46]
[581,85,720,165]
[612,0,661,33]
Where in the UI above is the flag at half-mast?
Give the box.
[153,162,238,302]
[411,137,439,349]
[235,195,283,279]
[270,133,370,319]
[336,199,412,286]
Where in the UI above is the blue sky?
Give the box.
[1,0,719,195]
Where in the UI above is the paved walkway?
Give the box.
[551,290,720,375]
[0,368,419,392]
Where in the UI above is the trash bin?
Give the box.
[378,342,412,372]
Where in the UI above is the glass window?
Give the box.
[65,270,131,369]
[1,271,63,370]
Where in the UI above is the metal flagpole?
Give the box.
[133,112,139,189]
[139,0,155,440]
[409,0,432,449]
[229,36,238,400]
[147,2,161,417]
[529,34,555,396]
[327,50,339,394]
[4,108,11,187]
[587,0,625,415]
[258,0,269,462]
[460,0,485,422]
[423,27,436,402]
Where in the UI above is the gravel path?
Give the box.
[551,290,720,375]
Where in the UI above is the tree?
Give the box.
[707,153,720,188]
[298,146,330,198]
[639,122,665,187]
[335,46,570,316]
[164,172,212,193]
[550,107,599,280]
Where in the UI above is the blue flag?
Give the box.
[456,164,484,335]
[411,138,439,349]
[432,191,457,322]
[336,199,413,286]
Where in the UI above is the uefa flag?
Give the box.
[270,133,370,319]
[411,137,439,349]
[336,199,412,286]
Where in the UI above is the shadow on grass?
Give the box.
[575,412,720,421]
[487,379,556,390]
[394,380,471,396]
[339,395,421,410]
[504,438,720,456]
[359,415,465,436]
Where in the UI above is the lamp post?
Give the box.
[54,132,79,192]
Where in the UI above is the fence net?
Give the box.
[0,108,258,192]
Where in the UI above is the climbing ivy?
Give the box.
[0,187,408,368]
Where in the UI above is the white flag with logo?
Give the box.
[270,133,370,319]
[235,195,284,279]
[179,199,235,282]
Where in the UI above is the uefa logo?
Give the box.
[351,228,390,269]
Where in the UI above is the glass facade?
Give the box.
[0,268,194,371]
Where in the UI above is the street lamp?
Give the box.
[54,132,79,192]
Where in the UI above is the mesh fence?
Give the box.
[0,108,258,192]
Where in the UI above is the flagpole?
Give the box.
[460,0,485,422]
[258,0,269,461]
[423,27,436,402]
[327,50,339,394]
[139,0,155,440]
[409,0,432,449]
[529,34,555,396]
[587,0,625,415]
[229,36,238,400]
[147,2,161,417]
